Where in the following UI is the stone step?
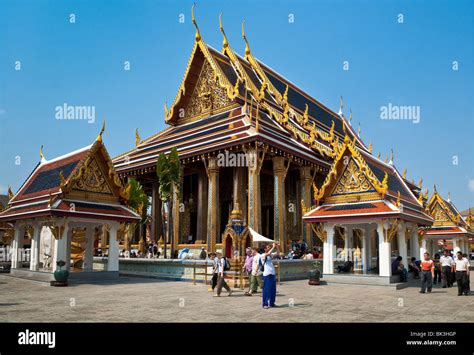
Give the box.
[322,273,408,290]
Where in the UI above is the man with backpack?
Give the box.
[214,250,232,297]
[261,242,280,309]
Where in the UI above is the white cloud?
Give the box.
[468,179,474,192]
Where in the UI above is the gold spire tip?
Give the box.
[191,3,201,42]
[96,120,106,142]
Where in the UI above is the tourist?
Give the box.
[408,257,420,279]
[462,253,471,294]
[247,247,263,296]
[199,247,207,260]
[242,247,253,296]
[453,251,470,296]
[440,250,454,288]
[261,242,280,309]
[208,252,218,292]
[419,252,435,294]
[312,247,320,259]
[214,250,232,297]
[286,250,295,259]
[433,253,442,284]
[303,250,314,260]
[391,256,408,282]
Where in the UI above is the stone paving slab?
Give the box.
[0,274,473,323]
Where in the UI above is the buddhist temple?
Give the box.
[113,8,366,258]
[0,127,141,280]
[423,189,473,256]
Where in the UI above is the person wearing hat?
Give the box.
[214,250,232,297]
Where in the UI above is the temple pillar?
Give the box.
[83,227,94,271]
[206,157,219,252]
[151,181,162,243]
[273,156,288,253]
[53,224,69,272]
[361,228,368,274]
[107,223,119,271]
[411,228,420,260]
[29,223,40,271]
[377,222,392,277]
[323,223,335,274]
[11,225,24,269]
[397,221,408,267]
[196,171,208,242]
[247,148,262,233]
[64,228,72,271]
[344,226,352,261]
[171,168,183,256]
[300,166,313,250]
[420,237,428,259]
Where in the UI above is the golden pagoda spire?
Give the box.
[96,120,106,142]
[384,154,388,163]
[403,168,407,179]
[191,3,201,42]
[135,128,141,147]
[368,142,373,153]
[390,149,394,163]
[8,186,14,200]
[241,20,251,57]
[418,177,423,189]
[219,13,229,50]
[338,96,343,116]
[377,152,381,159]
[349,108,353,122]
[433,183,437,193]
[40,145,46,163]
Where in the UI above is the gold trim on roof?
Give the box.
[427,190,462,227]
[312,131,388,205]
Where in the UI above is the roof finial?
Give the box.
[403,168,407,179]
[191,3,201,42]
[368,142,373,153]
[389,149,394,164]
[219,13,228,49]
[349,108,353,122]
[242,21,251,57]
[8,186,14,200]
[135,128,141,147]
[96,120,106,142]
[377,151,381,159]
[433,183,437,193]
[357,122,361,137]
[338,96,343,116]
[418,177,423,189]
[448,191,451,202]
[40,145,46,163]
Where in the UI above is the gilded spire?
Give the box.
[191,3,201,42]
[242,21,251,57]
[219,13,228,50]
[368,142,373,154]
[338,96,343,116]
[403,168,407,179]
[433,183,437,193]
[448,191,451,202]
[349,108,353,122]
[96,120,106,142]
[40,145,46,163]
[357,122,361,137]
[418,177,423,189]
[135,128,141,147]
[390,149,394,164]
[7,186,14,200]
[377,152,381,159]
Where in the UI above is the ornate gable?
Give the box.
[330,158,376,196]
[70,157,113,196]
[431,201,452,225]
[183,60,234,122]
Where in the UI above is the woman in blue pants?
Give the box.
[261,242,280,309]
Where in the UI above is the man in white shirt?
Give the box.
[440,249,454,288]
[453,251,470,296]
[261,242,280,309]
[214,250,232,297]
[246,248,263,296]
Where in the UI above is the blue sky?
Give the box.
[1,0,473,210]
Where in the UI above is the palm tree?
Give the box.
[125,178,149,253]
[156,147,181,259]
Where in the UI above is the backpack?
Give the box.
[258,256,267,272]
[223,257,231,271]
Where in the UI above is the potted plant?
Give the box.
[308,260,321,285]
[53,260,69,283]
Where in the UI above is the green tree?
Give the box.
[156,147,181,259]
[125,177,149,253]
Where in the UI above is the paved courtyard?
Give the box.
[0,274,473,323]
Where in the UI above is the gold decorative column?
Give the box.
[196,171,208,243]
[205,157,219,252]
[300,166,313,250]
[273,156,289,253]
[247,147,265,233]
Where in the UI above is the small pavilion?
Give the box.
[422,189,473,256]
[0,127,140,281]
[302,130,433,279]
